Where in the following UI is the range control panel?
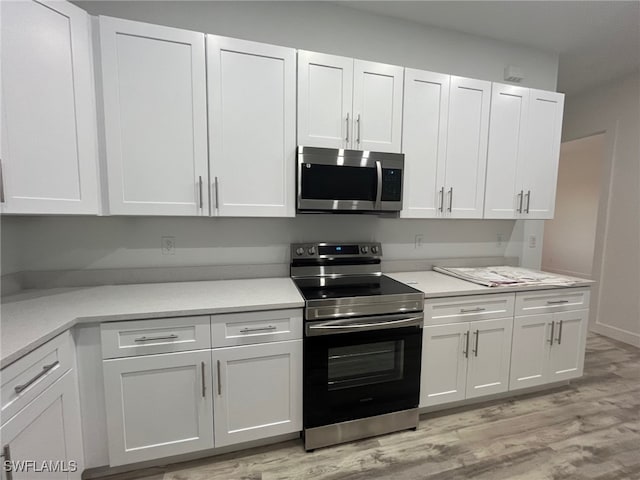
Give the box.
[290,242,382,259]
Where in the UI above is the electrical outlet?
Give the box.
[415,234,424,249]
[496,233,504,247]
[528,234,537,249]
[161,236,176,255]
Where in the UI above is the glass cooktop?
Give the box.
[294,275,422,301]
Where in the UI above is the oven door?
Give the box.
[304,314,422,429]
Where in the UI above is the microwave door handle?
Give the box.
[375,160,382,210]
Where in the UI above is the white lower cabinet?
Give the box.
[510,309,588,391]
[103,350,214,466]
[420,317,512,407]
[212,340,302,447]
[0,370,84,480]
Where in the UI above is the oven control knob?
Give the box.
[307,247,316,255]
[360,245,369,254]
[295,247,305,256]
[371,245,379,254]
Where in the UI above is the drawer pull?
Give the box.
[546,300,569,305]
[14,361,59,394]
[460,307,486,313]
[134,334,179,342]
[239,325,277,334]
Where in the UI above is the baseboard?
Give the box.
[591,322,640,348]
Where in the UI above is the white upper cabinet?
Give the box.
[519,90,564,219]
[1,0,99,214]
[98,16,208,216]
[207,36,296,217]
[352,60,404,153]
[297,51,353,149]
[484,85,564,219]
[443,76,491,219]
[297,51,403,153]
[400,69,449,218]
[484,84,529,219]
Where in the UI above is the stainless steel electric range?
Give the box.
[290,242,424,451]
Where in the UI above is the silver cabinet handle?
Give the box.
[557,320,563,345]
[2,445,13,480]
[374,160,382,210]
[214,176,220,210]
[240,325,277,333]
[134,334,178,343]
[216,360,222,395]
[460,307,486,313]
[345,113,350,143]
[463,331,469,358]
[517,190,524,213]
[201,361,206,398]
[547,300,569,305]
[14,361,59,394]
[356,114,361,144]
[198,176,203,209]
[548,321,555,345]
[438,187,445,212]
[448,187,453,212]
[0,159,5,204]
[473,329,479,357]
[525,190,531,213]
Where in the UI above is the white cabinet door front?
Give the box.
[548,310,588,382]
[400,69,449,218]
[484,83,529,219]
[208,36,296,217]
[213,340,302,447]
[466,318,513,399]
[352,60,404,153]
[510,314,552,390]
[1,0,98,214]
[519,89,564,219]
[103,350,213,466]
[297,51,353,149]
[420,323,469,407]
[443,76,491,218]
[0,371,84,480]
[99,17,208,216]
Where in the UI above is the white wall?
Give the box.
[1,0,558,278]
[542,134,604,278]
[562,71,640,347]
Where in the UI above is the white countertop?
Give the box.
[387,270,594,298]
[0,278,304,368]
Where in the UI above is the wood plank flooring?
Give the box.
[100,333,640,480]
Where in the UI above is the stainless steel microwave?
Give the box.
[297,146,404,213]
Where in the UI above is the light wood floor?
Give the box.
[101,333,640,480]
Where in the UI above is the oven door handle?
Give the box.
[306,314,423,336]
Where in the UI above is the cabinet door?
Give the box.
[400,69,449,218]
[548,310,588,382]
[519,89,565,219]
[1,371,84,480]
[99,17,208,216]
[443,76,491,218]
[420,323,469,407]
[484,84,529,219]
[1,0,98,214]
[208,36,296,217]
[103,350,213,466]
[213,340,302,447]
[510,314,552,390]
[352,60,404,153]
[466,318,513,399]
[297,51,353,149]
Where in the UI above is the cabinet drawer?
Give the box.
[424,294,515,326]
[1,331,73,425]
[101,316,211,359]
[211,309,303,347]
[515,288,590,316]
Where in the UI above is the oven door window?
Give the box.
[327,340,404,390]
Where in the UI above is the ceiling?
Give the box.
[341,1,640,95]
